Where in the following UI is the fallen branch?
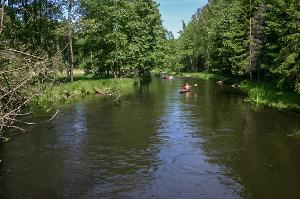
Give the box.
[0,136,10,142]
[3,117,35,125]
[49,110,59,121]
[8,125,26,132]
[3,93,40,118]
[4,48,47,61]
[0,66,28,75]
[0,45,57,135]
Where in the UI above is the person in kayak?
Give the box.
[183,82,191,90]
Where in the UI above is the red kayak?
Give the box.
[180,89,190,94]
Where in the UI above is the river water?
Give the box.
[1,78,300,199]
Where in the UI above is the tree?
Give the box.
[265,0,300,92]
[169,0,299,89]
[249,0,267,80]
[79,0,165,81]
[67,0,74,82]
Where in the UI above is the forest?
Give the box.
[164,0,299,93]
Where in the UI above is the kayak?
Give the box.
[163,76,173,80]
[180,89,190,94]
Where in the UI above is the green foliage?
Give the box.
[239,81,300,109]
[162,0,299,94]
[78,0,165,81]
[265,0,300,92]
[177,72,217,80]
[169,0,252,75]
[2,0,63,55]
[31,75,134,113]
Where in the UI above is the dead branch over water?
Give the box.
[0,47,57,138]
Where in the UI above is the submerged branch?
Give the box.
[49,110,60,121]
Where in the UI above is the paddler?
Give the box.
[184,82,191,90]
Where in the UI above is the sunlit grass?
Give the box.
[31,70,135,113]
[287,130,300,139]
[239,81,300,110]
[176,72,217,80]
[151,69,217,80]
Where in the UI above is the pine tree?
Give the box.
[249,0,267,80]
[265,0,300,92]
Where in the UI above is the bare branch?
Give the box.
[49,110,60,121]
[0,36,58,135]
[0,66,28,75]
[3,93,40,118]
[3,117,35,125]
[4,48,48,61]
[9,125,26,132]
[0,136,10,142]
[0,74,35,100]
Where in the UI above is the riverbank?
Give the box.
[173,72,218,80]
[31,71,135,113]
[238,81,300,110]
[288,130,300,139]
[170,72,300,111]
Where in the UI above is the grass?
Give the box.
[287,130,300,140]
[174,72,217,80]
[239,81,300,110]
[30,70,135,113]
[152,70,217,80]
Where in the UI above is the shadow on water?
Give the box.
[1,77,300,198]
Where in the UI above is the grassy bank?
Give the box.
[31,71,135,113]
[239,81,300,110]
[288,130,300,140]
[174,72,217,80]
[152,70,217,80]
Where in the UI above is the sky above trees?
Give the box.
[156,0,208,38]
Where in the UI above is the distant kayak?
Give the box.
[163,75,174,80]
[180,89,190,94]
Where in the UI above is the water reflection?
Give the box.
[144,80,242,199]
[193,81,300,199]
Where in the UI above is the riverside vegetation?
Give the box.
[31,70,135,114]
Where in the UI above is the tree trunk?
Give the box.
[68,0,74,82]
[0,0,4,36]
[264,69,267,78]
[200,13,210,72]
[249,0,252,78]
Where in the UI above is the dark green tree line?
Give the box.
[170,0,299,93]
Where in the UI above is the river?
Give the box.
[1,78,300,199]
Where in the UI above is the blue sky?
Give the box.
[156,0,208,38]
